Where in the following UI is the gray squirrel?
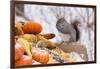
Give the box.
[56,18,80,42]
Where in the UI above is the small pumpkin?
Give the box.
[15,43,24,61]
[32,47,49,64]
[22,21,42,34]
[15,55,32,66]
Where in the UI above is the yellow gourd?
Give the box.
[17,38,32,58]
[15,23,24,35]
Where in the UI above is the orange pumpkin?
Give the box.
[15,55,32,66]
[15,43,24,61]
[32,47,49,64]
[22,21,42,34]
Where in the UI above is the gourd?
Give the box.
[41,33,55,39]
[22,21,42,34]
[36,35,56,49]
[15,55,32,66]
[17,38,32,58]
[15,22,24,35]
[32,47,49,64]
[15,43,24,61]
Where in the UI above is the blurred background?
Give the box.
[15,4,95,61]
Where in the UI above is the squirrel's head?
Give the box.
[56,18,69,32]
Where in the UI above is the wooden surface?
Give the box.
[58,42,88,61]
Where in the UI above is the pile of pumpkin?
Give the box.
[15,21,70,66]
